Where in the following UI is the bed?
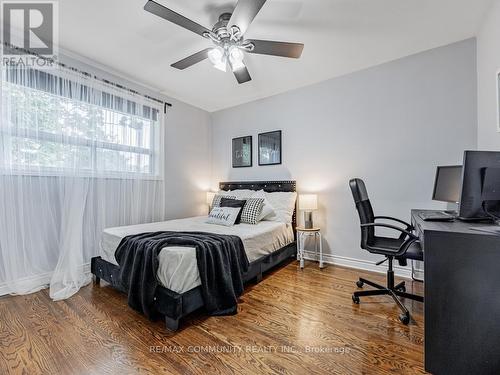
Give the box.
[91,180,297,331]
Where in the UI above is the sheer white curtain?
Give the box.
[0,65,166,299]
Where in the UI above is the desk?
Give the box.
[412,209,500,375]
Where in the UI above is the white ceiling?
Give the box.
[58,0,493,112]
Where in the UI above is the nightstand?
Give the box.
[296,227,324,269]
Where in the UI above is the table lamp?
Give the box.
[206,191,216,211]
[299,194,318,229]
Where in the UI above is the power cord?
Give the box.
[481,201,500,223]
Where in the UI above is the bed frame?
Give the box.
[91,180,297,331]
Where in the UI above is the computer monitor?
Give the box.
[480,167,500,220]
[432,166,463,203]
[459,150,500,220]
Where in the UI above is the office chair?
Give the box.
[349,178,424,325]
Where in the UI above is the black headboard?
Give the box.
[219,180,297,232]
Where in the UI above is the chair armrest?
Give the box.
[374,216,413,230]
[360,223,417,240]
[360,223,419,257]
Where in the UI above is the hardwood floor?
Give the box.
[0,262,425,375]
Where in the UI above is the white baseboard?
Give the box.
[0,263,91,297]
[302,250,414,279]
[0,272,52,296]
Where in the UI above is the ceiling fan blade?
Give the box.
[228,0,267,35]
[233,65,252,84]
[144,0,211,37]
[171,48,212,70]
[247,39,304,58]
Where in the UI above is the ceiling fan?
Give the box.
[144,0,304,84]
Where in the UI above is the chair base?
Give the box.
[352,275,424,325]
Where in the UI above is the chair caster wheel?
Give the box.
[397,285,406,292]
[356,280,364,288]
[352,295,360,304]
[399,313,410,325]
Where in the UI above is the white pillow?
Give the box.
[217,190,237,197]
[251,190,276,221]
[206,207,241,226]
[263,191,297,223]
[226,189,255,199]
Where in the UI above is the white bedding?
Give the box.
[100,216,295,294]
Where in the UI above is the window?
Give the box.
[1,68,162,178]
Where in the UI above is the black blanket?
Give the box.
[115,231,249,320]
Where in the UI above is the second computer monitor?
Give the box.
[459,150,500,220]
[433,165,463,203]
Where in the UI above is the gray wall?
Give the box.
[211,39,478,266]
[477,0,500,150]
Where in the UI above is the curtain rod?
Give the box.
[2,42,173,111]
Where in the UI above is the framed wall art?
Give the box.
[258,130,282,166]
[232,136,252,168]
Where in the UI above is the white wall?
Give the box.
[210,39,477,266]
[477,0,500,150]
[164,100,212,219]
[61,51,212,220]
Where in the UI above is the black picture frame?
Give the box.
[232,136,252,168]
[258,130,282,166]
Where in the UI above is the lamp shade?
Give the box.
[206,191,216,206]
[299,194,318,211]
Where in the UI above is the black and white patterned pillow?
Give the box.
[241,198,265,224]
[212,194,236,208]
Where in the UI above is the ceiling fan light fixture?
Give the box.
[208,47,223,64]
[230,58,245,72]
[213,60,227,72]
[229,46,244,63]
[228,46,245,71]
[145,0,304,84]
[208,47,227,72]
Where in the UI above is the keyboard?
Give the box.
[419,211,455,222]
